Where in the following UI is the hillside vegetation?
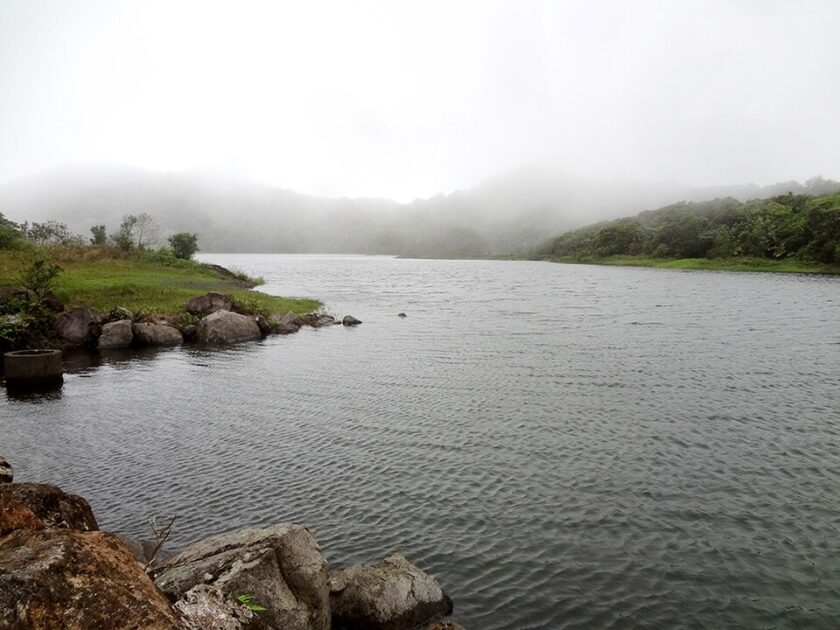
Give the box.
[533,192,840,271]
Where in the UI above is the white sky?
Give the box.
[1,0,838,201]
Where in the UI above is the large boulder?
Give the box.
[329,554,453,630]
[0,483,98,536]
[0,528,181,629]
[196,310,261,345]
[98,319,134,349]
[54,307,102,347]
[153,523,330,630]
[133,323,183,347]
[186,293,235,317]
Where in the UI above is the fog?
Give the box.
[2,1,838,199]
[1,1,839,255]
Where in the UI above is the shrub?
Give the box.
[168,232,199,260]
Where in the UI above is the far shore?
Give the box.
[540,255,840,275]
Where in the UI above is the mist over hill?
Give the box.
[1,165,837,257]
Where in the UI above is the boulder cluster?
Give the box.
[0,288,362,352]
[0,458,458,630]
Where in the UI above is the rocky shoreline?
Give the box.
[1,286,361,355]
[0,457,459,629]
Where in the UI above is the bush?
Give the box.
[168,232,199,260]
[19,256,62,300]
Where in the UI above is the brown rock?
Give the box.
[0,528,181,629]
[329,554,453,630]
[0,483,98,536]
[186,293,235,317]
[154,523,330,630]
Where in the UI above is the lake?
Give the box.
[3,255,839,629]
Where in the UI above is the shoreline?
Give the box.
[539,255,840,274]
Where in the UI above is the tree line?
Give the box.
[533,191,840,264]
[0,211,198,260]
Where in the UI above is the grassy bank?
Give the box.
[0,247,320,316]
[547,255,840,274]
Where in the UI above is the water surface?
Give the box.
[2,255,839,629]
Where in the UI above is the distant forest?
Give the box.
[2,165,838,258]
[534,190,840,264]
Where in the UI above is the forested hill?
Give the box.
[533,192,840,264]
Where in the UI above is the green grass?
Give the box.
[0,248,320,316]
[547,255,840,274]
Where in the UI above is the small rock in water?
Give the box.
[342,315,362,326]
[0,457,12,483]
[397,312,407,318]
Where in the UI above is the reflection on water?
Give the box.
[2,255,840,629]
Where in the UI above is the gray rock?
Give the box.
[0,457,11,483]
[342,315,362,326]
[269,312,301,335]
[133,322,184,346]
[174,584,256,630]
[187,293,235,317]
[154,523,330,630]
[98,319,134,349]
[311,315,338,328]
[397,312,407,318]
[54,307,102,347]
[329,554,453,630]
[197,310,262,345]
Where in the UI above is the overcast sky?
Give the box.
[1,0,838,201]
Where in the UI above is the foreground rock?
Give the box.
[269,312,301,335]
[154,523,330,630]
[196,310,262,345]
[133,322,183,346]
[0,483,98,536]
[98,319,134,349]
[329,554,453,630]
[174,585,256,630]
[0,528,181,629]
[54,307,102,347]
[186,293,235,317]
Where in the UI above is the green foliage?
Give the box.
[534,192,840,266]
[0,213,23,249]
[19,256,62,299]
[24,220,70,246]
[236,594,267,612]
[168,232,199,260]
[90,225,107,245]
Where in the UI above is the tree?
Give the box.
[0,212,22,249]
[19,257,62,300]
[90,225,107,245]
[167,232,199,260]
[134,213,159,249]
[26,220,70,246]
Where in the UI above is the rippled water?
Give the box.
[3,255,840,629]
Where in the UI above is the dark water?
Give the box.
[3,255,840,629]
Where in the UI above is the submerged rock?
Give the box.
[196,310,261,345]
[342,315,362,326]
[0,457,11,483]
[154,523,330,630]
[98,319,134,349]
[0,528,181,629]
[329,554,453,630]
[397,312,407,318]
[54,307,102,347]
[187,293,235,317]
[0,482,98,536]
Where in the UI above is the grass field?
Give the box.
[548,255,840,274]
[0,247,320,316]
